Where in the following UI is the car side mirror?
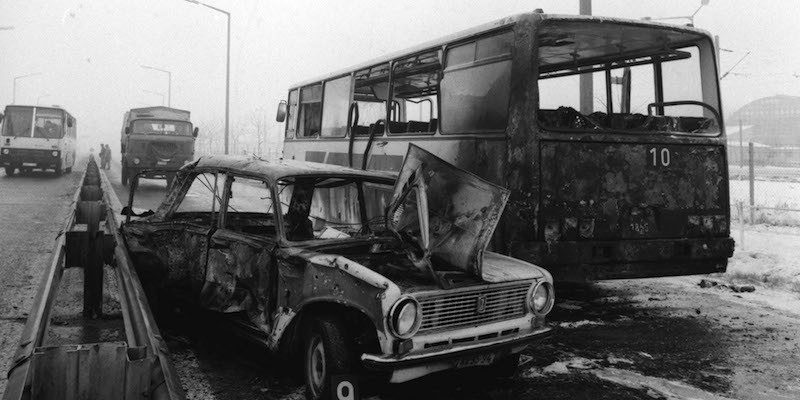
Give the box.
[124,126,130,135]
[67,117,74,128]
[193,127,199,137]
[276,100,287,122]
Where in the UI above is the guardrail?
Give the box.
[3,156,185,400]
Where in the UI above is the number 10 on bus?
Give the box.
[648,147,672,168]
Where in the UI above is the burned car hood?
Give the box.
[387,144,511,283]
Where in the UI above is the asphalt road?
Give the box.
[2,159,800,399]
[0,165,83,395]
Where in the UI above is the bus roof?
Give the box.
[287,12,713,90]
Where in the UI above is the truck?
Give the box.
[120,106,198,186]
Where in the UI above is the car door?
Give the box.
[126,170,225,302]
[204,174,278,327]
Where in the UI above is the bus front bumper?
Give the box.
[0,149,61,168]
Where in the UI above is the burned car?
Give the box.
[121,145,554,399]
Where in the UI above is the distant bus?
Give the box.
[0,105,77,176]
[278,11,734,281]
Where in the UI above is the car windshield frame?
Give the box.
[275,174,396,244]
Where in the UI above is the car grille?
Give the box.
[417,282,530,333]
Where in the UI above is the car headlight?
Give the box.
[2,148,9,155]
[133,158,141,165]
[528,281,554,315]
[52,151,59,157]
[388,296,421,339]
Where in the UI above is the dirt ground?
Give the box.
[2,162,799,399]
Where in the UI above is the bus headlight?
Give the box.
[388,296,421,339]
[52,151,59,157]
[133,158,141,165]
[1,148,8,155]
[528,281,554,315]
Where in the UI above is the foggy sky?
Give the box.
[1,0,798,154]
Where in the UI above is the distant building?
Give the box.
[728,95,800,146]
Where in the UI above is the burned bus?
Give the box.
[278,11,734,280]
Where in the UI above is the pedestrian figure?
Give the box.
[103,144,112,170]
[98,144,107,169]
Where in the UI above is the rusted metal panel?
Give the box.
[539,142,728,241]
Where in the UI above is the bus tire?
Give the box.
[4,167,14,176]
[121,165,129,186]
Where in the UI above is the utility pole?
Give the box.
[579,0,592,115]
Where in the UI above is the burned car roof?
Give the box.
[186,155,397,182]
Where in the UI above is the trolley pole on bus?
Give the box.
[184,0,231,155]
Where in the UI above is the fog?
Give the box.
[1,0,797,155]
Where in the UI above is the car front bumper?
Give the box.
[361,325,552,382]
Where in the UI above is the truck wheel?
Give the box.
[4,167,14,176]
[121,165,129,186]
[304,315,354,400]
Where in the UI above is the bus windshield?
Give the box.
[132,120,192,136]
[536,20,721,135]
[33,108,64,139]
[2,106,34,137]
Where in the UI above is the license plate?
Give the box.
[157,161,168,166]
[455,353,495,369]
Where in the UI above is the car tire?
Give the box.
[488,354,521,378]
[4,167,14,176]
[304,315,354,400]
[121,165,129,186]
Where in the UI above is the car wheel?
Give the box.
[304,315,354,400]
[121,165,129,186]
[488,353,521,378]
[4,167,14,176]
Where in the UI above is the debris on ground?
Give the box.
[698,279,756,293]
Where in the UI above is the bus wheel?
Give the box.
[303,315,354,400]
[121,165,129,186]
[4,167,14,176]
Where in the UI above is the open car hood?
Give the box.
[387,144,510,284]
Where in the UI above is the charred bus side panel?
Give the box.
[119,106,197,186]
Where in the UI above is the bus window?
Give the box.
[442,30,513,133]
[298,84,322,137]
[390,50,441,134]
[2,106,33,137]
[321,76,351,137]
[34,108,64,139]
[353,64,390,136]
[286,89,299,139]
